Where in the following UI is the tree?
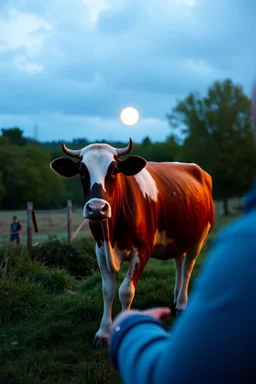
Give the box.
[167,79,255,215]
[131,140,180,162]
[0,173,5,203]
[1,127,27,146]
[142,136,152,146]
[0,144,65,209]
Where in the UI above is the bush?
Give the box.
[0,246,31,280]
[0,246,74,293]
[30,238,97,277]
[28,266,74,293]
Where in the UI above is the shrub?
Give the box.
[0,246,74,293]
[26,265,74,294]
[0,246,31,279]
[30,238,97,277]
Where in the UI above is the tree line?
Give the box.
[0,79,255,214]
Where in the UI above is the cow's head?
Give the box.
[50,139,147,221]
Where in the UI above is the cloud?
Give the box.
[82,0,112,24]
[0,8,51,54]
[97,4,139,35]
[13,56,44,73]
[0,0,255,143]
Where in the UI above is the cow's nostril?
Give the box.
[101,204,108,213]
[84,200,110,220]
[87,204,93,213]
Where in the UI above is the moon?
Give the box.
[120,107,139,126]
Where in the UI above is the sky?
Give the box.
[0,0,255,143]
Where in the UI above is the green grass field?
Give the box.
[0,213,240,384]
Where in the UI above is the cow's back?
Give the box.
[147,162,214,258]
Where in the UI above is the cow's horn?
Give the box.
[62,142,81,158]
[116,138,133,157]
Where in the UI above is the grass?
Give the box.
[0,213,241,384]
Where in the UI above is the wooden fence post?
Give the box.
[27,202,33,250]
[67,200,72,241]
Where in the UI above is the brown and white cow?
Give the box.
[50,139,214,347]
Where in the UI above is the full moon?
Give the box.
[120,107,139,126]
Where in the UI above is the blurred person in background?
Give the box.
[10,216,22,245]
[108,83,256,383]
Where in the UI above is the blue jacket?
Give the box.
[109,182,256,383]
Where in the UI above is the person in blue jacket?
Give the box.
[10,216,22,245]
[108,84,256,383]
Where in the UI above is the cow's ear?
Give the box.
[50,157,80,178]
[117,156,147,176]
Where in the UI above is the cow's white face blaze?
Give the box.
[81,147,116,192]
[80,146,118,221]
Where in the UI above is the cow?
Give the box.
[50,138,214,347]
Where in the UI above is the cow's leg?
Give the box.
[175,254,197,316]
[176,224,211,316]
[173,253,185,306]
[94,245,116,348]
[119,249,140,310]
[119,247,150,311]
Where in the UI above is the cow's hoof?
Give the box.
[93,335,108,348]
[175,309,184,318]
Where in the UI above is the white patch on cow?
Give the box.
[81,147,116,191]
[154,230,175,246]
[173,254,185,304]
[95,244,139,341]
[134,168,158,202]
[94,242,131,340]
[95,244,116,340]
[101,240,128,273]
[119,249,139,310]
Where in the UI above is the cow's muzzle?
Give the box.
[83,198,111,221]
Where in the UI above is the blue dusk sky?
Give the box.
[0,0,255,143]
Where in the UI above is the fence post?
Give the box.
[27,201,33,250]
[67,200,72,241]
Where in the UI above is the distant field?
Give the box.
[0,197,243,247]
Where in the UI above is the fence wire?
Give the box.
[0,198,243,248]
[0,204,88,248]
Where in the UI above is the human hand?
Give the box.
[109,307,171,344]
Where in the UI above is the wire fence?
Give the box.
[0,197,244,248]
[0,202,91,248]
[213,197,243,220]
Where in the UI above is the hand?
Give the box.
[109,307,171,344]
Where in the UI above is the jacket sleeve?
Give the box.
[109,218,256,384]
